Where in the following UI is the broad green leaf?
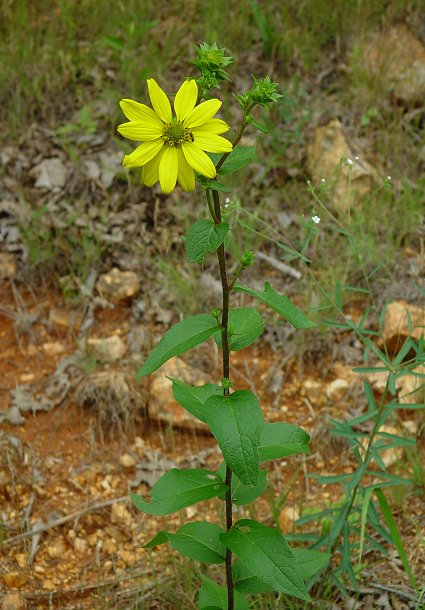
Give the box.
[245,116,270,133]
[211,146,256,175]
[233,548,330,593]
[169,377,222,423]
[214,307,264,351]
[220,520,310,601]
[259,422,310,461]
[375,488,418,589]
[217,462,268,505]
[186,219,229,264]
[168,522,226,564]
[136,314,220,377]
[290,548,331,580]
[131,468,226,515]
[144,522,226,564]
[199,577,250,610]
[204,391,264,486]
[234,282,315,329]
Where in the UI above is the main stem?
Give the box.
[209,187,234,610]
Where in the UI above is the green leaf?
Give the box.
[131,468,226,515]
[136,314,220,377]
[245,116,270,133]
[204,391,264,486]
[214,307,264,351]
[168,522,226,564]
[143,530,169,548]
[169,377,222,423]
[259,422,310,461]
[375,488,418,589]
[217,462,268,505]
[233,548,330,593]
[234,282,315,328]
[290,548,331,580]
[212,146,256,175]
[186,219,229,264]
[199,577,250,610]
[220,520,310,601]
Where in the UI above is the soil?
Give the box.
[0,278,424,610]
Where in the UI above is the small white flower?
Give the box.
[387,175,392,180]
[321,178,326,183]
[346,158,353,165]
[354,155,360,161]
[312,215,321,224]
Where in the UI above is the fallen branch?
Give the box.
[2,495,129,547]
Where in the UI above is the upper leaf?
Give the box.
[210,146,256,175]
[220,519,311,601]
[186,219,229,264]
[130,468,226,515]
[204,391,264,487]
[214,307,264,351]
[169,377,222,423]
[259,422,310,461]
[234,282,315,328]
[199,577,250,610]
[136,314,220,377]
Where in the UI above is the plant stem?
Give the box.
[209,187,234,610]
[215,102,255,173]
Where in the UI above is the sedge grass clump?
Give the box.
[117,44,330,608]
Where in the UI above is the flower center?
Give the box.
[163,120,194,147]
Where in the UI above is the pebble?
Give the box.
[96,267,140,304]
[88,335,127,362]
[326,378,349,402]
[119,453,137,468]
[1,593,26,610]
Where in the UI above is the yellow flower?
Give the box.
[118,79,233,193]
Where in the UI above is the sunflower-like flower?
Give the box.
[118,79,232,193]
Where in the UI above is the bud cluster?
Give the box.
[193,42,233,96]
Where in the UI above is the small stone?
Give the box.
[2,572,28,588]
[304,379,325,405]
[103,538,117,556]
[73,537,88,554]
[278,506,300,532]
[401,420,418,435]
[111,502,132,527]
[49,307,83,332]
[326,378,349,402]
[42,580,55,591]
[119,453,137,468]
[88,335,127,362]
[33,566,45,574]
[47,536,67,558]
[119,549,137,567]
[0,252,16,279]
[42,342,65,356]
[30,158,68,190]
[96,267,140,304]
[14,554,26,569]
[1,593,26,610]
[382,300,424,347]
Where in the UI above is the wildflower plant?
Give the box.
[118,44,331,609]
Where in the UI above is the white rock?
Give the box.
[31,158,68,189]
[119,453,137,468]
[96,267,140,304]
[382,300,424,345]
[326,378,349,401]
[111,503,132,527]
[88,335,127,362]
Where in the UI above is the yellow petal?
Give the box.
[159,146,178,193]
[184,99,222,129]
[174,79,198,122]
[176,148,196,191]
[193,132,233,153]
[123,139,164,168]
[147,79,172,123]
[142,147,166,187]
[117,121,164,141]
[182,142,216,178]
[119,99,163,126]
[192,118,230,135]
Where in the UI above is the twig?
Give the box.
[256,251,302,280]
[2,495,129,547]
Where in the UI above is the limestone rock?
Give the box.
[365,25,425,104]
[30,158,68,190]
[303,379,325,406]
[307,119,376,212]
[111,502,132,527]
[47,536,67,558]
[49,307,83,332]
[119,453,137,468]
[278,506,300,532]
[97,267,140,304]
[2,572,28,588]
[382,300,424,346]
[88,335,127,362]
[1,593,26,610]
[0,252,16,279]
[149,357,210,431]
[326,378,349,402]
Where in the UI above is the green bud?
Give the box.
[211,308,221,320]
[238,76,282,109]
[221,377,234,389]
[240,250,255,267]
[192,42,233,94]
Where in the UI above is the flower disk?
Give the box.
[118,79,232,193]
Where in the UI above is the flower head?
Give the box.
[118,79,232,193]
